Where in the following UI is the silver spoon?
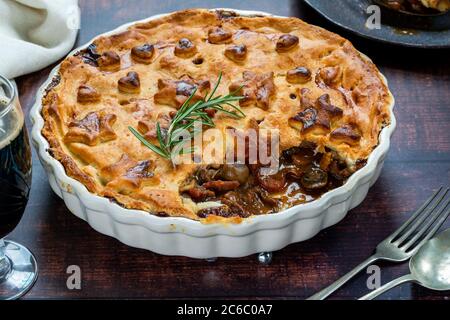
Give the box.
[359,228,450,300]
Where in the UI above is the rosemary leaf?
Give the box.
[129,72,245,164]
[129,126,170,159]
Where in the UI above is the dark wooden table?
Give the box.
[12,0,450,300]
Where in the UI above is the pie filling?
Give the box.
[181,142,365,219]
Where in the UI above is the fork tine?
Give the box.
[394,188,449,245]
[403,199,450,253]
[387,187,443,241]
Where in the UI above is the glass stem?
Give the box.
[0,238,12,281]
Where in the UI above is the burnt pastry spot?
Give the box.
[229,71,275,110]
[316,94,343,118]
[289,107,330,134]
[286,67,312,84]
[330,124,362,146]
[64,111,117,146]
[289,94,342,134]
[77,85,101,103]
[276,34,299,52]
[208,27,233,44]
[79,43,101,66]
[97,51,121,72]
[101,154,154,194]
[154,76,210,108]
[44,75,61,97]
[125,160,154,180]
[118,71,141,94]
[224,44,247,62]
[131,43,155,64]
[174,38,197,58]
[291,108,318,131]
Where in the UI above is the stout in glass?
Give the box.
[0,75,38,300]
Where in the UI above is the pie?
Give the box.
[41,9,393,222]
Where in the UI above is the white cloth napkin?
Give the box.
[0,0,80,79]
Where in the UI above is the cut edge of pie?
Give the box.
[41,9,394,223]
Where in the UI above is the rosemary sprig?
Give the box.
[129,72,245,163]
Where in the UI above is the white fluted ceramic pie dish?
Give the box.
[30,8,396,258]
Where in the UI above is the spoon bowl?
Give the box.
[411,228,450,291]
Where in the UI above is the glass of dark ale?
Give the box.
[0,75,37,299]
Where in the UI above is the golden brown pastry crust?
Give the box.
[41,9,392,221]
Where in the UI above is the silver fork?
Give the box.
[308,186,450,300]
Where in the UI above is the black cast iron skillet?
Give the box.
[303,0,450,48]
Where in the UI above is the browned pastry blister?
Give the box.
[317,66,342,87]
[118,71,141,94]
[174,38,197,58]
[97,51,121,71]
[131,43,155,64]
[208,27,233,44]
[224,44,247,62]
[286,67,312,84]
[276,34,299,52]
[77,85,101,103]
[41,9,392,222]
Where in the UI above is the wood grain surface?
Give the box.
[10,0,450,300]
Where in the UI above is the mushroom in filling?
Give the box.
[185,143,353,218]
